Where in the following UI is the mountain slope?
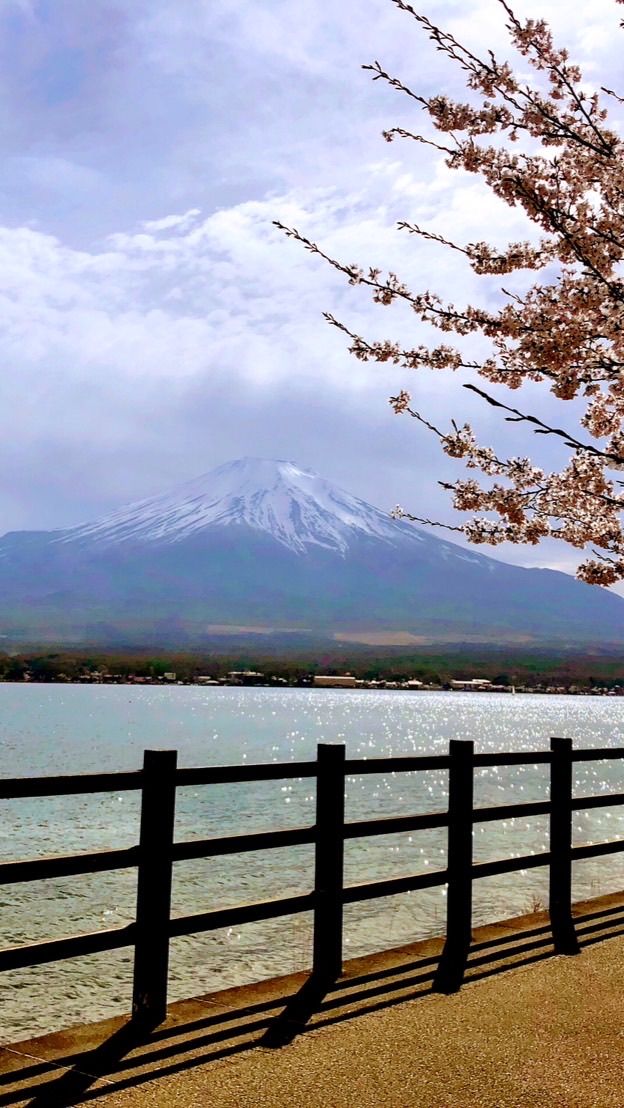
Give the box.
[0,458,623,645]
[59,458,416,553]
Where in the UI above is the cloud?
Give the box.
[141,210,202,233]
[0,164,590,534]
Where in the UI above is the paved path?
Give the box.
[2,898,624,1107]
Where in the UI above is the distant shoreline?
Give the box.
[1,675,622,696]
[2,644,624,695]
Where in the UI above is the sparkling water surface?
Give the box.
[1,684,623,1041]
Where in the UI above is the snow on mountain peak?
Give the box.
[58,457,422,554]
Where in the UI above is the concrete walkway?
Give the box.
[2,893,624,1107]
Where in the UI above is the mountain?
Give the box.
[0,457,623,645]
[56,457,424,554]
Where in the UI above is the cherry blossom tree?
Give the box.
[276,0,624,585]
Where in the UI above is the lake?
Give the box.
[1,684,623,1041]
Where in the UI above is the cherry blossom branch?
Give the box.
[462,383,624,465]
[274,1,624,585]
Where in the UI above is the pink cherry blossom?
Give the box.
[276,0,624,585]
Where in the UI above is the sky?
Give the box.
[0,0,623,579]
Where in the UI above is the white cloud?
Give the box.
[0,157,589,530]
[0,158,535,408]
[0,168,479,535]
[141,209,202,233]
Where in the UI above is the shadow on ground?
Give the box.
[2,895,624,1107]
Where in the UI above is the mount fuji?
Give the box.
[56,457,424,555]
[1,457,623,645]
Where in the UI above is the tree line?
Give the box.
[2,647,624,689]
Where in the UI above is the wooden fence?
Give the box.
[1,738,624,1025]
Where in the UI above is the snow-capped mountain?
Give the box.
[58,458,427,555]
[0,457,623,645]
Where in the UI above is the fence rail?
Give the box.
[1,738,624,1023]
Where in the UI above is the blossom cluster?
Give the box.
[277,0,624,584]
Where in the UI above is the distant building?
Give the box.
[226,670,265,685]
[313,675,357,688]
[450,678,492,690]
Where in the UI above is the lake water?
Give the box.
[1,684,624,1042]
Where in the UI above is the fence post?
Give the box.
[132,748,178,1026]
[433,739,474,994]
[313,743,346,981]
[549,737,579,955]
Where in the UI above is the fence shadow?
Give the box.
[3,897,624,1108]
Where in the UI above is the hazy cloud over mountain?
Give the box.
[1,0,622,580]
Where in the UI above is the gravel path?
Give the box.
[3,925,624,1108]
[98,937,624,1108]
